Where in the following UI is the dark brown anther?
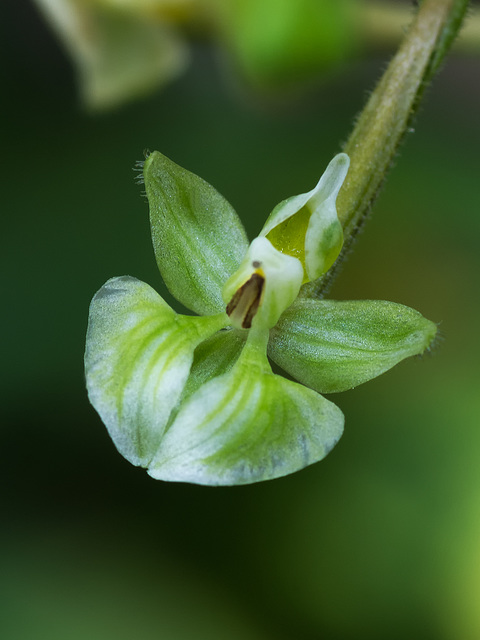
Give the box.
[226,273,265,329]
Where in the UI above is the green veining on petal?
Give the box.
[269,298,437,394]
[148,327,344,485]
[85,276,228,467]
[165,329,246,428]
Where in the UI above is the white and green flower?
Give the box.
[85,151,436,485]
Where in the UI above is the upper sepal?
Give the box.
[148,329,344,485]
[259,153,349,282]
[144,151,249,315]
[84,276,228,467]
[268,298,437,393]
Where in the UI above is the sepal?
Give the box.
[269,298,437,393]
[144,151,249,315]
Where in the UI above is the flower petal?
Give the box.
[269,298,437,393]
[148,330,344,485]
[85,276,228,467]
[144,151,249,315]
[260,153,349,281]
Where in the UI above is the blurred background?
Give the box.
[2,1,480,639]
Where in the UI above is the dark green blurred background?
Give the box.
[2,2,480,639]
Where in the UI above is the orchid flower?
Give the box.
[85,151,436,485]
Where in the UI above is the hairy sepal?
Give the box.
[144,151,249,315]
[268,298,437,393]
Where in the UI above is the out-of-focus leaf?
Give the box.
[33,0,188,110]
[211,0,357,89]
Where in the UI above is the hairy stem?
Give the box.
[308,0,469,298]
[361,0,480,53]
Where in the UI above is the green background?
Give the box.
[3,2,480,639]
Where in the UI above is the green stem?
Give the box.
[361,1,480,54]
[310,0,469,298]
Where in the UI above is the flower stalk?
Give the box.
[308,0,470,297]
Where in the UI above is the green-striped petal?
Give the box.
[144,151,249,315]
[148,330,344,485]
[167,328,246,425]
[85,276,228,467]
[269,298,437,394]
